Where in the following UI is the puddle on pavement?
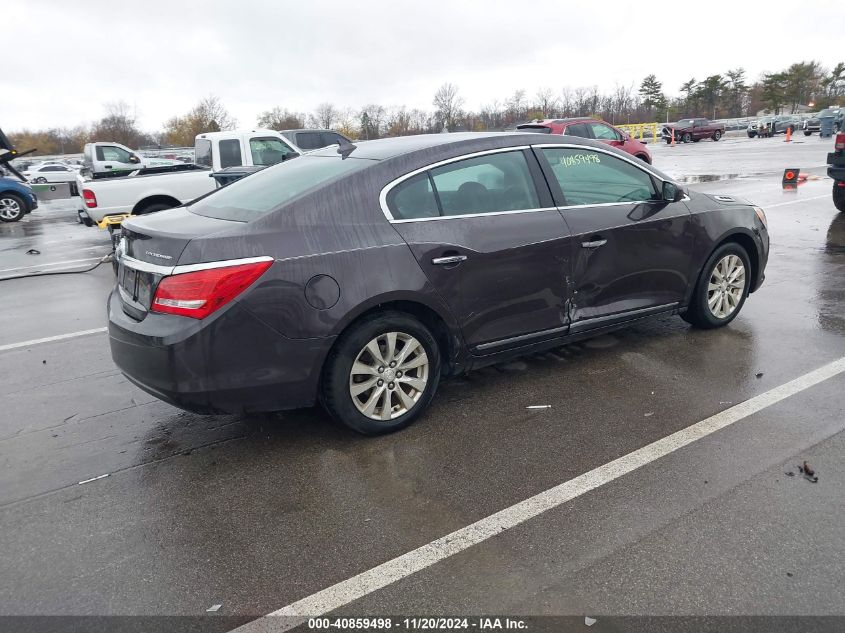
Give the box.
[676,172,770,183]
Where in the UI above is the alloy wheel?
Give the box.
[0,197,22,221]
[349,332,429,421]
[707,254,745,319]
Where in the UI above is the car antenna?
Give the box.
[336,139,357,159]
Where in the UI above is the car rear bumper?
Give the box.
[108,290,335,414]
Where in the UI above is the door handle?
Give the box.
[432,255,468,265]
[581,238,607,249]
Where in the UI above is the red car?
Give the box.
[516,118,652,164]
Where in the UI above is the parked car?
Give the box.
[23,163,79,183]
[83,142,185,178]
[109,132,769,435]
[829,131,845,212]
[661,118,725,143]
[515,118,652,163]
[0,176,38,222]
[746,120,760,138]
[803,108,843,136]
[280,129,352,151]
[77,129,300,226]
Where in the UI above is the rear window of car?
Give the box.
[189,155,372,222]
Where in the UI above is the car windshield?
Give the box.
[516,125,552,134]
[677,119,694,126]
[189,155,373,222]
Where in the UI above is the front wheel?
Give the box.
[713,130,722,141]
[34,177,47,184]
[682,132,692,143]
[804,130,812,136]
[321,311,441,435]
[834,183,845,213]
[0,193,26,222]
[747,132,756,138]
[682,243,751,329]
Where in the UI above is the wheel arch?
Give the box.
[132,194,181,215]
[701,230,761,296]
[327,296,464,378]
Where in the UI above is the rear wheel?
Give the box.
[747,132,756,138]
[834,183,845,213]
[713,130,722,141]
[0,193,26,222]
[34,177,47,184]
[682,243,751,329]
[321,311,441,435]
[804,130,812,136]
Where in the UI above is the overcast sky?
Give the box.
[3,0,843,132]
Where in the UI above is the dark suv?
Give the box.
[110,133,769,434]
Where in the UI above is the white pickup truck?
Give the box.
[76,129,299,226]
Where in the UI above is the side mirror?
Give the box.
[128,155,140,164]
[662,181,684,202]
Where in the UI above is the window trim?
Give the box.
[380,146,557,223]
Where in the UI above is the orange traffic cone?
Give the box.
[671,129,676,147]
[785,127,793,142]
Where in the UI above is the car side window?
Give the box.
[589,123,620,141]
[97,146,132,163]
[195,139,213,167]
[295,132,323,150]
[563,123,591,138]
[219,139,243,168]
[387,173,440,220]
[250,137,296,166]
[541,148,657,206]
[430,151,540,216]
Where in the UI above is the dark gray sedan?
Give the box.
[109,133,769,434]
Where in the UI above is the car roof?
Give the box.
[517,118,600,126]
[306,132,657,167]
[281,128,343,134]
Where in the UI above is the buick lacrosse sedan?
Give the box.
[110,133,769,434]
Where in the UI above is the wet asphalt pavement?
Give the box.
[1,135,844,632]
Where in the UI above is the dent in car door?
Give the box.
[535,145,695,328]
[384,148,573,351]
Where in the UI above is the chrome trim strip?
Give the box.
[120,254,274,276]
[389,207,560,223]
[120,255,173,275]
[174,256,274,274]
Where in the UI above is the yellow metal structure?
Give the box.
[96,214,131,229]
[615,122,660,144]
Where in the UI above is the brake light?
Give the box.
[82,189,97,208]
[835,132,845,151]
[151,260,273,319]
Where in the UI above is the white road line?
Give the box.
[0,257,102,274]
[233,356,845,633]
[766,193,829,209]
[0,327,107,353]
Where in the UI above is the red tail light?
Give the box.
[82,189,97,208]
[835,132,845,151]
[151,260,273,319]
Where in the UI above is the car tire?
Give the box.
[321,311,441,435]
[665,137,672,144]
[0,193,26,222]
[635,153,651,164]
[682,242,751,329]
[34,177,47,184]
[134,202,176,215]
[682,133,692,143]
[693,138,701,143]
[804,131,812,136]
[747,132,756,138]
[834,183,845,213]
[713,130,722,141]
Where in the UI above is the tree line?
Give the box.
[8,59,843,155]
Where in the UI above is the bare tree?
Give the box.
[359,104,386,140]
[534,87,558,118]
[91,101,143,146]
[257,106,305,130]
[162,95,237,146]
[310,103,338,129]
[433,83,464,131]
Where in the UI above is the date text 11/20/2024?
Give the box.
[307,617,528,630]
